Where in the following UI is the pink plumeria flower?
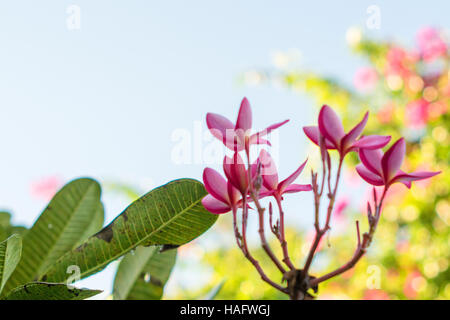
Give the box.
[303,105,391,158]
[356,138,440,189]
[202,167,241,214]
[257,149,311,198]
[206,97,289,151]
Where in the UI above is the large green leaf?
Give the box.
[2,282,101,300]
[3,178,103,294]
[75,203,105,247]
[42,179,217,283]
[113,246,176,300]
[0,235,22,294]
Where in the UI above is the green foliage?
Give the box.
[3,178,104,294]
[2,282,101,300]
[113,246,177,300]
[42,178,216,283]
[0,177,217,300]
[0,235,22,294]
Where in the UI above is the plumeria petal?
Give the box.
[391,170,441,186]
[341,112,369,150]
[302,126,336,149]
[359,148,384,176]
[382,138,406,182]
[318,105,345,148]
[201,195,230,214]
[203,168,230,204]
[223,153,248,193]
[206,113,235,142]
[356,164,384,186]
[282,184,312,193]
[227,182,241,206]
[249,135,272,146]
[256,119,290,137]
[352,135,391,150]
[235,97,252,131]
[278,159,308,193]
[258,150,278,190]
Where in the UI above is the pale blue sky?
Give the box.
[0,1,447,297]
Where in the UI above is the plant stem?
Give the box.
[303,157,343,277]
[231,206,288,294]
[310,187,388,287]
[275,195,296,270]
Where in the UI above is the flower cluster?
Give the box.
[201,97,440,299]
[202,97,310,214]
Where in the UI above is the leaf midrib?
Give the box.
[35,182,99,277]
[51,195,203,280]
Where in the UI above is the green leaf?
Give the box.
[113,245,176,300]
[75,203,105,247]
[2,282,101,300]
[43,178,217,283]
[3,178,103,294]
[0,235,22,294]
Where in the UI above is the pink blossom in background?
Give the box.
[416,27,447,62]
[353,67,378,92]
[405,99,429,129]
[333,197,349,219]
[385,47,418,78]
[377,102,395,124]
[403,271,424,299]
[30,175,63,201]
[363,289,390,300]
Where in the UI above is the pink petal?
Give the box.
[318,105,345,149]
[381,138,406,182]
[258,150,278,190]
[227,182,241,206]
[341,112,368,150]
[203,168,230,204]
[206,113,235,143]
[258,119,290,137]
[282,184,312,194]
[248,135,272,146]
[359,148,383,176]
[302,126,336,149]
[278,158,308,193]
[235,97,252,131]
[355,164,384,186]
[352,135,391,150]
[202,195,230,214]
[391,170,441,186]
[223,153,248,193]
